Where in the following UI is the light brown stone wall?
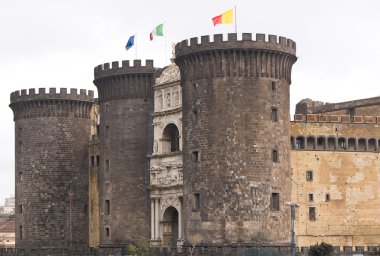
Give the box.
[291,121,380,249]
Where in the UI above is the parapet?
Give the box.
[10,88,94,104]
[94,59,155,80]
[293,114,380,124]
[175,33,296,57]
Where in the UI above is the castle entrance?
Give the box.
[162,207,178,247]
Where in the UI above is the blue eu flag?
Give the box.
[125,35,135,51]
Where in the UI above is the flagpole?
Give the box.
[135,33,138,59]
[164,21,168,66]
[234,6,237,33]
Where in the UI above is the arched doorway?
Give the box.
[162,124,180,153]
[162,207,178,248]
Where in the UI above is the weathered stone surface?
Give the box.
[9,88,94,249]
[175,33,297,245]
[93,60,155,245]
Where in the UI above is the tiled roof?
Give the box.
[0,222,15,233]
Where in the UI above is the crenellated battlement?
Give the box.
[93,60,155,101]
[293,114,380,124]
[94,59,154,80]
[10,87,94,103]
[175,33,296,57]
[9,88,94,120]
[175,33,297,82]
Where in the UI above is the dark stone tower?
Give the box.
[175,33,297,245]
[9,88,94,249]
[93,60,154,246]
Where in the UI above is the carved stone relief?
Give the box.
[156,91,162,110]
[150,168,183,187]
[161,194,181,213]
[165,90,171,108]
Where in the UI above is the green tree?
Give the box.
[308,242,333,256]
[125,237,157,256]
[370,245,380,256]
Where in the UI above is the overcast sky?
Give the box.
[0,0,379,205]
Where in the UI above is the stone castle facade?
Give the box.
[9,33,380,253]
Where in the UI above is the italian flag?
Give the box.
[212,8,234,26]
[150,23,164,41]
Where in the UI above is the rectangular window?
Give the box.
[105,125,109,138]
[271,81,276,91]
[105,227,110,237]
[193,193,200,211]
[96,155,100,166]
[271,107,278,122]
[192,108,199,125]
[355,246,364,252]
[309,207,316,221]
[306,170,313,181]
[18,127,22,137]
[272,149,278,162]
[91,156,95,167]
[106,160,110,172]
[325,193,330,202]
[19,225,23,240]
[192,151,199,163]
[19,172,23,182]
[19,205,23,214]
[308,194,314,202]
[105,200,110,215]
[271,193,280,211]
[193,83,198,95]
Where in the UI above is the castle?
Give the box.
[9,33,380,253]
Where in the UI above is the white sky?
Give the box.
[0,0,379,205]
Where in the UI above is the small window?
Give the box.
[19,172,23,182]
[84,204,88,215]
[19,205,23,214]
[271,81,276,91]
[309,207,316,221]
[355,246,364,252]
[105,227,110,237]
[306,170,313,181]
[271,193,280,211]
[192,107,199,125]
[192,151,199,163]
[308,194,314,202]
[96,155,100,166]
[19,225,23,240]
[106,160,110,172]
[91,156,95,167]
[105,104,109,112]
[105,125,109,138]
[18,127,22,137]
[271,107,278,122]
[272,149,278,162]
[325,193,330,202]
[193,83,198,95]
[193,193,200,211]
[105,200,110,215]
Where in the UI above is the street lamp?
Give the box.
[286,202,300,256]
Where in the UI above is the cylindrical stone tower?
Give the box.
[93,60,155,246]
[175,33,297,245]
[9,88,94,249]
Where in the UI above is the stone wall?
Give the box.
[290,121,380,249]
[9,88,94,249]
[93,60,155,246]
[175,33,297,245]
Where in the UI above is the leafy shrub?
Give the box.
[308,242,333,256]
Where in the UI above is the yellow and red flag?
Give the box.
[212,8,234,26]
